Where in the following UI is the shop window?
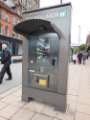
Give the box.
[0,42,2,52]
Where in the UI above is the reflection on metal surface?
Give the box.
[14,4,71,111]
[28,33,59,67]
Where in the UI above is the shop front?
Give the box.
[0,34,22,56]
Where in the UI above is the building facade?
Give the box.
[20,0,40,11]
[86,34,90,47]
[0,0,40,56]
[0,1,22,56]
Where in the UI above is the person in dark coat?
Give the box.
[77,52,83,64]
[82,52,87,64]
[0,44,12,84]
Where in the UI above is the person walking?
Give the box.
[82,52,87,64]
[0,44,12,84]
[72,53,77,64]
[77,52,83,64]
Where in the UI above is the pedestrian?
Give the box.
[0,44,12,84]
[82,52,87,64]
[72,53,77,64]
[77,52,83,64]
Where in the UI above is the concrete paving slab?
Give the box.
[1,95,21,104]
[77,104,90,114]
[56,112,74,120]
[0,86,21,99]
[11,108,35,120]
[53,119,62,120]
[67,95,78,102]
[8,101,26,108]
[78,96,90,105]
[0,105,21,119]
[41,105,58,117]
[0,116,7,120]
[53,119,57,120]
[24,101,44,113]
[0,101,8,110]
[31,114,53,120]
[12,89,22,97]
[0,59,90,120]
[75,112,90,120]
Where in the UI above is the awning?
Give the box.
[14,19,56,35]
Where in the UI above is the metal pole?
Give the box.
[61,0,63,4]
[78,25,81,45]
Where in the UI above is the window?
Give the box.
[13,17,17,25]
[0,12,2,33]
[5,16,8,35]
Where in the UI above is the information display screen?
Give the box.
[28,33,59,66]
[36,38,50,64]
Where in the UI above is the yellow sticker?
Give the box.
[39,79,47,87]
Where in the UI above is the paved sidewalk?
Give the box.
[0,59,90,120]
[0,63,22,93]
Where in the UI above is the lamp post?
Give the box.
[78,25,81,45]
[60,0,63,4]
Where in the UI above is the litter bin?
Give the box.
[14,3,71,111]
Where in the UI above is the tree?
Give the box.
[87,46,90,52]
[79,44,86,52]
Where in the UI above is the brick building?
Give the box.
[0,1,22,56]
[0,0,40,56]
[86,34,90,46]
[20,0,40,11]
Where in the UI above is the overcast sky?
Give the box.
[40,0,90,45]
[4,0,90,45]
[3,0,15,7]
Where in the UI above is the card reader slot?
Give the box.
[34,73,48,78]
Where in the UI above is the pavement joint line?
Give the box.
[67,93,79,96]
[0,102,9,111]
[32,112,54,120]
[0,88,21,99]
[0,95,21,103]
[0,100,26,109]
[24,105,57,119]
[77,102,90,106]
[67,94,79,96]
[39,112,55,118]
[76,111,90,117]
[35,109,62,119]
[8,103,27,120]
[23,102,45,113]
[0,100,7,103]
[10,92,22,97]
[30,112,38,120]
[0,91,14,98]
[0,88,18,94]
[0,115,9,120]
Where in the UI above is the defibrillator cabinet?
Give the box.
[14,3,71,111]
